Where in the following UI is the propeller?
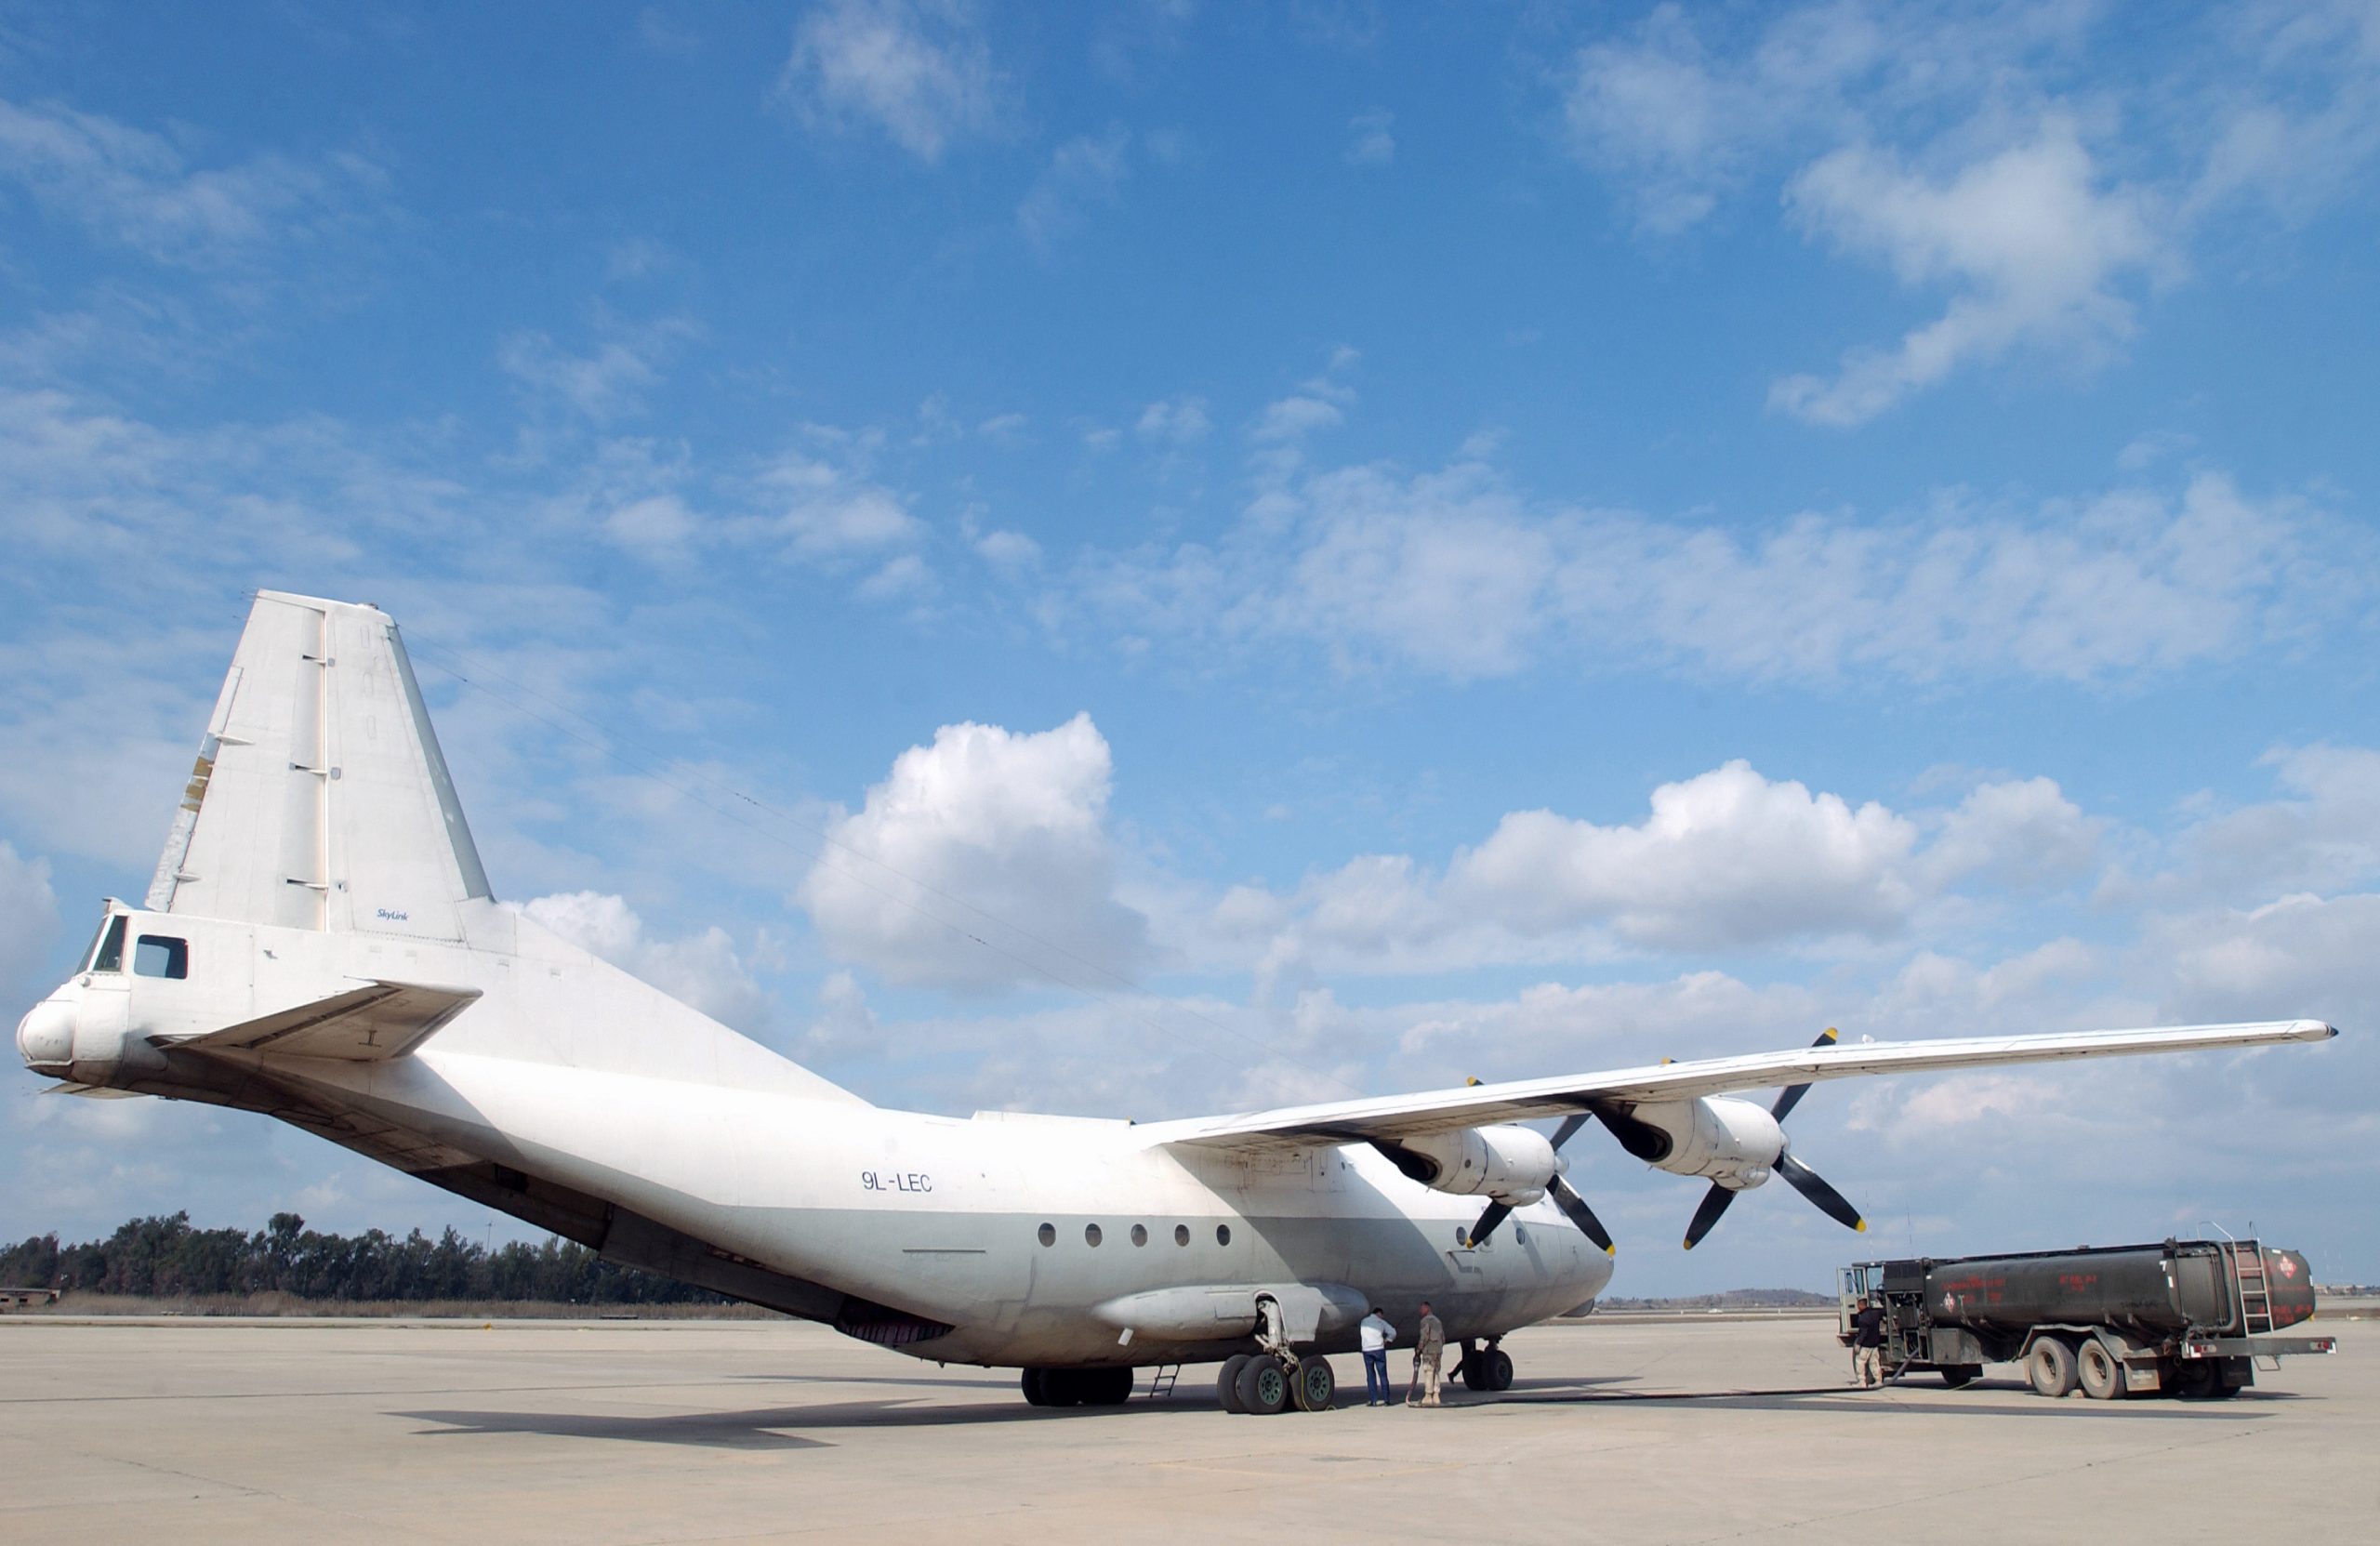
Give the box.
[1463,1110,1616,1256]
[1682,1027,1868,1250]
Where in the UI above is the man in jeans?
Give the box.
[1358,1305,1395,1406]
[1850,1296,1887,1387]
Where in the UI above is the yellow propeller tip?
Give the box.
[1463,1076,1482,1087]
[1854,1219,1868,1233]
[1681,1237,1696,1250]
[1819,1027,1838,1043]
[1605,1245,1617,1257]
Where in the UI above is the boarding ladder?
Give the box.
[1144,1364,1182,1400]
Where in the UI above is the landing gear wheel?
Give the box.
[1938,1365,1981,1390]
[2077,1340,2127,1400]
[1292,1356,1336,1412]
[1237,1354,1292,1415]
[1482,1347,1514,1393]
[1041,1369,1084,1407]
[1021,1368,1049,1407]
[1083,1367,1134,1406]
[2173,1360,2220,1400]
[1217,1354,1254,1413]
[2027,1338,2080,1398]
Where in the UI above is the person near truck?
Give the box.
[1851,1295,1887,1387]
[1408,1301,1446,1407]
[1359,1306,1395,1406]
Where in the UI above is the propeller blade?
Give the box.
[1464,1200,1513,1249]
[1550,1112,1593,1151]
[1549,1178,1616,1256]
[1778,1153,1867,1234]
[1769,1027,1838,1122]
[1682,1182,1737,1250]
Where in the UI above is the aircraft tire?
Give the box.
[1217,1354,1253,1413]
[1292,1355,1335,1412]
[1483,1348,1514,1393]
[2027,1338,2080,1398]
[1084,1367,1135,1406]
[1020,1368,1049,1407]
[1237,1354,1292,1416]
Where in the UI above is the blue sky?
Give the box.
[2,1,2375,1295]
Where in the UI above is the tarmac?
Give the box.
[1,1311,2367,1544]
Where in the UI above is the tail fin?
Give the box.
[149,591,492,941]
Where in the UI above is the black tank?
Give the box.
[1903,1242,2314,1339]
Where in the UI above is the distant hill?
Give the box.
[1591,1288,1835,1312]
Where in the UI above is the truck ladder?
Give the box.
[2217,1232,2284,1369]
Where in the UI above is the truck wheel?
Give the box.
[2174,1360,2218,1400]
[1938,1365,1981,1389]
[2027,1338,2080,1398]
[1217,1354,1253,1413]
[2077,1340,2127,1400]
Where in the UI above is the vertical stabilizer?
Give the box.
[151,591,491,940]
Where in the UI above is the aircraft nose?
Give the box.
[16,997,73,1075]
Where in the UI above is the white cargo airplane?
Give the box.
[14,593,2337,1413]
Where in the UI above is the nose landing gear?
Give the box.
[1452,1338,1514,1393]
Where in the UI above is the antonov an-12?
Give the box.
[14,593,2336,1412]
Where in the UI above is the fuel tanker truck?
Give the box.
[1838,1236,2334,1399]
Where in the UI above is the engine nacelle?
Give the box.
[1610,1097,1785,1190]
[1388,1124,1559,1204]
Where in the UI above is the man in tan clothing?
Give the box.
[1408,1301,1446,1407]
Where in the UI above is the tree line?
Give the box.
[0,1212,721,1304]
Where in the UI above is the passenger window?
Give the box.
[135,935,190,980]
[91,916,128,973]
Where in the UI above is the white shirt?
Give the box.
[1359,1313,1395,1352]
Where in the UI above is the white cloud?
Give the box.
[0,839,60,1002]
[797,713,1151,991]
[1075,456,2366,685]
[803,969,881,1055]
[497,321,697,426]
[1017,126,1131,249]
[2173,746,2380,900]
[753,448,925,558]
[779,0,1001,163]
[1771,117,2163,425]
[1253,393,1343,443]
[972,527,1041,571]
[514,891,773,1034]
[1345,108,1395,167]
[1134,395,1210,445]
[1449,762,1921,949]
[1920,777,2101,892]
[0,95,383,269]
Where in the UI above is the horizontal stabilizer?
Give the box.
[172,981,483,1062]
[43,1081,148,1099]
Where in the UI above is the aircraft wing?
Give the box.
[168,980,483,1063]
[1145,1019,2336,1152]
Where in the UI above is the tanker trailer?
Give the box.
[1838,1236,2334,1399]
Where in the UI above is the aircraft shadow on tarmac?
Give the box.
[395,1376,2297,1447]
[396,1393,1194,1447]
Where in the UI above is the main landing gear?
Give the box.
[1451,1338,1514,1393]
[1216,1351,1337,1414]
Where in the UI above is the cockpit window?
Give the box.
[90,916,128,974]
[135,935,189,980]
